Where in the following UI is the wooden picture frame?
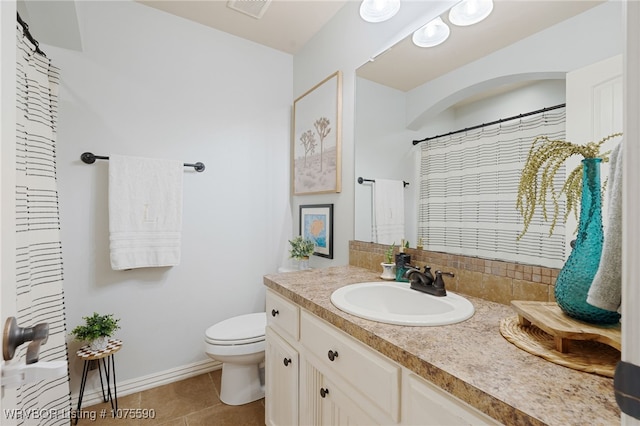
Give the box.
[299,204,333,259]
[292,71,342,195]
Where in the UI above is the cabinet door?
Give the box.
[318,376,378,426]
[265,326,299,426]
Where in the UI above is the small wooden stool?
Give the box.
[75,339,122,424]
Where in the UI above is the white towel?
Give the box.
[109,154,184,270]
[373,179,405,245]
[587,141,623,312]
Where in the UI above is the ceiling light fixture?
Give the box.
[412,17,450,48]
[448,0,494,26]
[359,0,401,23]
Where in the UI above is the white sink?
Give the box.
[330,281,474,326]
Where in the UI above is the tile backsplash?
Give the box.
[349,241,560,305]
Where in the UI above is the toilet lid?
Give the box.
[205,312,266,345]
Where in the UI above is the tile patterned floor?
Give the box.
[83,370,265,425]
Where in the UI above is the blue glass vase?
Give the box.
[554,158,620,325]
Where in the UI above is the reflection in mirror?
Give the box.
[354,1,621,250]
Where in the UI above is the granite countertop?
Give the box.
[263,265,620,426]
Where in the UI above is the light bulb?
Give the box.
[359,0,401,23]
[412,17,450,48]
[449,0,493,26]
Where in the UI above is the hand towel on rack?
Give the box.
[587,140,623,313]
[373,178,405,245]
[109,154,184,270]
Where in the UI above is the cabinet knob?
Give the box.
[327,350,339,361]
[283,357,291,366]
[320,387,329,398]
[271,309,279,317]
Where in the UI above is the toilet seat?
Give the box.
[205,312,265,346]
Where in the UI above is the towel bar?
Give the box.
[357,177,409,187]
[80,152,205,172]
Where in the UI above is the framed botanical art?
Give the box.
[299,204,333,259]
[292,71,342,195]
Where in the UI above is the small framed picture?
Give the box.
[299,204,333,259]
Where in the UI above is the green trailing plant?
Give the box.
[384,243,396,264]
[70,312,120,342]
[516,133,622,240]
[288,236,315,259]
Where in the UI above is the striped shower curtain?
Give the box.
[15,20,71,424]
[418,107,567,269]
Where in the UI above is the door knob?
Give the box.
[3,317,49,363]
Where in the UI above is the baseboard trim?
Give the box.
[71,359,221,408]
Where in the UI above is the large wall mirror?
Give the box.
[354,0,622,249]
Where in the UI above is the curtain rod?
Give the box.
[411,103,566,146]
[80,152,206,172]
[17,12,46,57]
[358,177,409,187]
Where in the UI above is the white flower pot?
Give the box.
[89,336,108,351]
[380,263,395,280]
[298,257,311,270]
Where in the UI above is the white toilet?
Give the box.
[204,312,266,405]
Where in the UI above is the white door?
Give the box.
[565,54,623,253]
[0,1,19,423]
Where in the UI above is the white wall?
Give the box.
[45,1,292,397]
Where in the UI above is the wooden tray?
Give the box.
[510,300,620,353]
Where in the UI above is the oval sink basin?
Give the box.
[330,281,474,326]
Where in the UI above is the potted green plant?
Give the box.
[71,312,120,351]
[288,236,315,270]
[381,243,396,280]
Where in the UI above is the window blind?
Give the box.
[418,107,566,268]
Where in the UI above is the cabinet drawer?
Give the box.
[300,310,400,422]
[266,289,299,340]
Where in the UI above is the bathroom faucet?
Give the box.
[404,267,453,297]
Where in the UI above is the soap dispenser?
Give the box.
[395,253,411,282]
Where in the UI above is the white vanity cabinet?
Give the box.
[265,289,501,426]
[265,290,300,426]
